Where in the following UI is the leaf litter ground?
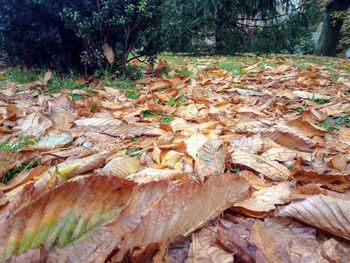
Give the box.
[0,54,350,262]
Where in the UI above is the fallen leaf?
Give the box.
[185,227,233,263]
[126,168,183,183]
[198,140,227,174]
[102,42,115,65]
[231,149,290,181]
[233,182,292,218]
[185,134,209,159]
[115,173,250,261]
[96,155,139,178]
[0,175,136,260]
[277,194,350,240]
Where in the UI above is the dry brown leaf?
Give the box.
[185,227,233,263]
[233,182,292,218]
[260,126,315,152]
[47,180,170,263]
[114,173,250,261]
[285,119,327,137]
[229,120,272,134]
[19,112,52,136]
[231,149,290,181]
[194,158,214,183]
[262,147,313,162]
[229,134,263,154]
[329,154,348,172]
[48,94,77,130]
[291,157,350,192]
[198,140,227,174]
[126,168,183,183]
[0,151,39,179]
[277,194,350,240]
[293,90,331,101]
[74,117,123,127]
[218,217,348,263]
[0,152,110,221]
[0,175,136,261]
[302,108,327,124]
[102,42,115,65]
[185,133,209,159]
[96,155,139,177]
[177,104,199,120]
[152,143,162,164]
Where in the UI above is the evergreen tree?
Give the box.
[166,0,322,55]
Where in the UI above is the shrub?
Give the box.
[0,0,83,70]
[0,0,168,73]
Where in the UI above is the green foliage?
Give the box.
[142,109,173,123]
[0,135,39,152]
[1,160,39,184]
[160,115,174,123]
[166,0,322,55]
[319,115,350,132]
[142,110,161,118]
[0,0,83,70]
[0,0,168,73]
[0,67,40,84]
[307,96,329,105]
[126,90,139,99]
[166,97,180,107]
[60,0,168,73]
[316,0,350,56]
[332,7,350,53]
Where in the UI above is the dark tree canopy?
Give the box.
[166,0,322,55]
[0,0,168,73]
[316,0,350,56]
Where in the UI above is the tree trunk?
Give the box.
[316,0,350,56]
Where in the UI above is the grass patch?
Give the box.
[166,97,179,107]
[319,115,350,132]
[218,58,242,76]
[46,74,82,93]
[175,68,192,76]
[160,115,174,123]
[0,135,39,152]
[307,97,329,105]
[126,90,139,99]
[0,67,40,84]
[142,110,162,118]
[142,110,174,123]
[103,77,137,91]
[1,159,40,184]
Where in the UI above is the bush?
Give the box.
[0,0,168,73]
[0,0,83,70]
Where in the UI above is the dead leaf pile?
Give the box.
[0,55,350,262]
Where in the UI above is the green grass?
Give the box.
[142,110,162,118]
[319,115,350,132]
[166,97,179,107]
[126,90,139,99]
[103,77,137,91]
[0,67,40,84]
[0,135,39,152]
[1,159,40,184]
[307,97,329,105]
[160,115,174,123]
[218,61,242,76]
[142,110,174,123]
[175,68,192,76]
[46,74,82,93]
